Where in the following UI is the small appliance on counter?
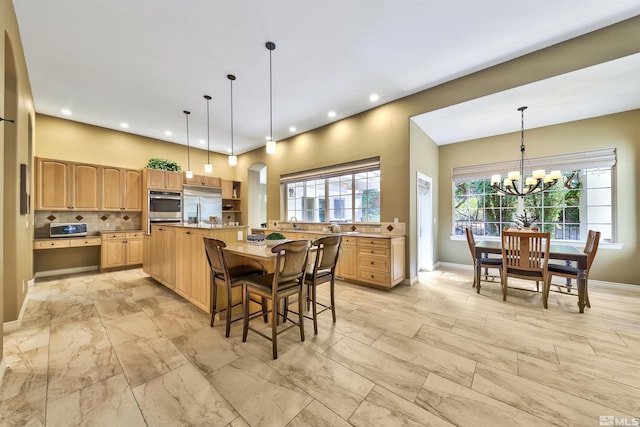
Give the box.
[50,222,88,238]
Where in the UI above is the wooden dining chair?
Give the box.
[203,237,267,337]
[543,230,600,309]
[242,239,310,359]
[465,227,502,291]
[501,230,550,302]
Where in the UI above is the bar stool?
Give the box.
[203,237,267,337]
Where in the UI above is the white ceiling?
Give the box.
[13,0,640,154]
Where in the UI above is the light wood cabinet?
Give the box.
[71,163,100,210]
[36,158,99,211]
[144,169,183,191]
[221,179,234,199]
[184,174,221,188]
[336,236,357,280]
[36,158,71,210]
[144,225,250,313]
[100,231,144,271]
[101,167,142,211]
[351,236,405,288]
[149,225,176,289]
[143,234,152,275]
[34,237,101,250]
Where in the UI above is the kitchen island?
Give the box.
[143,224,251,312]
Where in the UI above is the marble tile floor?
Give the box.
[2,267,640,426]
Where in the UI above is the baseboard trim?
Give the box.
[436,262,473,271]
[34,265,99,278]
[3,284,30,334]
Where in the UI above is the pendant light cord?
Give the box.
[269,47,273,141]
[205,95,211,164]
[184,110,191,170]
[228,74,236,156]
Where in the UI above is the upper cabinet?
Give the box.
[221,179,238,199]
[36,158,99,211]
[101,167,142,211]
[184,174,221,188]
[144,169,183,191]
[35,157,142,212]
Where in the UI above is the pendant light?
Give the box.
[228,74,238,166]
[204,95,213,173]
[184,110,193,178]
[265,41,277,154]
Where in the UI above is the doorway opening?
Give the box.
[417,173,433,271]
[248,163,267,230]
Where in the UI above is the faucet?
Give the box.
[290,216,298,229]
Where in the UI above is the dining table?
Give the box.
[474,240,589,313]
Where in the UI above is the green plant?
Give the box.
[265,232,286,240]
[146,158,182,171]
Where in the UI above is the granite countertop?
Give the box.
[157,224,249,230]
[265,229,403,239]
[98,229,144,235]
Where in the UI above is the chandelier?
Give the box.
[490,106,561,197]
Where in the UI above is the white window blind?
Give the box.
[280,157,380,183]
[452,148,616,181]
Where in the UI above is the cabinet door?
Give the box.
[123,169,142,211]
[165,171,183,191]
[337,244,357,279]
[150,228,164,278]
[221,179,233,199]
[146,169,166,189]
[143,235,152,275]
[174,230,192,298]
[73,163,100,210]
[202,176,221,187]
[190,230,211,312]
[101,238,126,269]
[126,237,144,265]
[160,227,176,288]
[36,158,71,210]
[102,166,123,210]
[184,174,203,186]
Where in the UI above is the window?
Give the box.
[282,158,380,223]
[452,149,616,242]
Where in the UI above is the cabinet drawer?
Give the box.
[357,268,390,286]
[69,237,101,247]
[357,237,390,249]
[102,233,126,240]
[126,232,144,239]
[358,254,389,271]
[341,236,357,246]
[34,240,70,250]
[357,246,389,257]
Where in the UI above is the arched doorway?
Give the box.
[248,162,267,230]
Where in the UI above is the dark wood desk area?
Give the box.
[474,240,589,313]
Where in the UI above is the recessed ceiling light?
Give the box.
[265,136,271,141]
[120,122,129,129]
[199,139,206,145]
[369,93,379,102]
[61,109,72,116]
[289,126,296,132]
[164,130,172,137]
[328,111,336,118]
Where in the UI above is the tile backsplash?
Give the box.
[35,211,142,238]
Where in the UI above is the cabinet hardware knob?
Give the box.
[371,261,374,265]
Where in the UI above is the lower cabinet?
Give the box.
[145,225,248,313]
[174,228,213,312]
[100,231,144,271]
[336,236,357,280]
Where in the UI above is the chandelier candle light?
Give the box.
[184,110,193,179]
[227,74,237,167]
[490,106,562,197]
[265,41,277,154]
[204,95,213,173]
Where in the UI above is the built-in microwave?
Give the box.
[50,222,88,237]
[147,190,182,232]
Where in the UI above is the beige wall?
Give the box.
[1,0,36,365]
[438,111,640,284]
